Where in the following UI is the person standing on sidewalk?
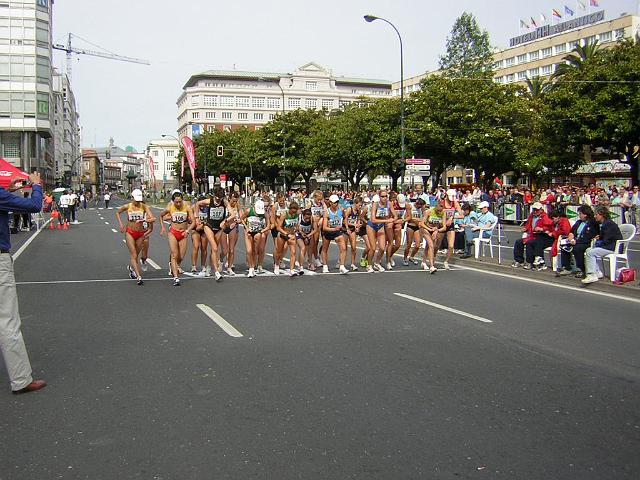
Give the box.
[68,189,78,224]
[104,191,111,209]
[0,172,47,394]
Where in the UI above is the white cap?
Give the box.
[397,194,407,208]
[171,188,181,195]
[131,189,143,202]
[329,194,340,203]
[479,201,490,209]
[254,199,265,214]
[446,188,457,199]
[364,196,372,203]
[372,194,380,203]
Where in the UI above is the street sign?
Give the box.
[407,164,430,173]
[191,124,201,138]
[405,158,431,165]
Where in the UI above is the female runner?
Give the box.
[159,191,194,286]
[220,191,241,276]
[276,201,303,276]
[194,187,226,281]
[139,200,155,273]
[442,189,463,270]
[366,191,396,273]
[419,201,447,274]
[272,192,289,274]
[191,194,209,275]
[296,208,317,271]
[257,192,274,274]
[344,196,364,271]
[116,189,155,285]
[387,193,409,270]
[321,194,349,274]
[403,198,426,265]
[358,196,372,268]
[241,199,269,278]
[308,190,325,269]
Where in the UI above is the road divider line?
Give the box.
[146,259,161,270]
[111,228,117,233]
[394,292,493,323]
[196,304,243,338]
[104,221,110,225]
[12,219,51,261]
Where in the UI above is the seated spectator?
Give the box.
[558,204,598,278]
[582,206,623,284]
[461,201,497,258]
[548,210,572,272]
[511,201,554,270]
[596,189,610,206]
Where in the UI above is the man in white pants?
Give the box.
[0,172,47,394]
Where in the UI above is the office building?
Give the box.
[52,67,80,186]
[146,138,179,192]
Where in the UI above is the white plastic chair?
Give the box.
[603,224,636,280]
[473,226,495,259]
[544,235,566,272]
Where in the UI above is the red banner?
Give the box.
[181,136,196,180]
[148,156,156,182]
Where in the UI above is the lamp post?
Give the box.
[364,14,405,186]
[258,76,288,192]
[161,134,189,192]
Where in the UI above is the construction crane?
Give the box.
[52,33,150,81]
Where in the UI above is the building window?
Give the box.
[238,112,248,120]
[585,35,596,45]
[541,65,553,76]
[236,96,250,108]
[505,57,515,67]
[205,111,216,119]
[268,113,275,120]
[220,96,234,107]
[203,95,217,107]
[192,112,200,119]
[221,112,232,120]
[252,97,265,109]
[166,150,175,157]
[321,99,334,110]
[516,54,527,64]
[569,40,580,50]
[615,28,625,39]
[191,95,199,106]
[304,98,317,109]
[254,113,264,120]
[493,60,503,69]
[306,81,318,91]
[493,76,503,84]
[541,47,552,58]
[288,98,301,109]
[223,125,231,132]
[266,97,280,109]
[339,100,350,109]
[152,150,159,157]
[599,31,612,43]
[529,51,539,61]
[529,67,539,77]
[555,43,567,54]
[517,71,527,81]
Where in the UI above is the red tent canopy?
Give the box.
[0,158,29,189]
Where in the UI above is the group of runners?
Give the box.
[116,188,466,285]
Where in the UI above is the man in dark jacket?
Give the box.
[559,204,598,278]
[0,172,47,394]
[582,206,623,284]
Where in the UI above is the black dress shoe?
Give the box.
[12,379,47,394]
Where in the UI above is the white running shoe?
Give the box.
[289,269,297,277]
[224,261,228,269]
[374,263,385,272]
[274,266,280,275]
[190,266,198,273]
[322,265,329,274]
[140,259,148,272]
[127,265,136,279]
[430,266,437,274]
[227,268,236,276]
[402,259,409,266]
[199,268,206,277]
[386,262,393,271]
[314,258,322,268]
[339,265,349,274]
[173,277,180,286]
[596,271,604,279]
[391,259,395,267]
[350,263,358,271]
[205,266,212,277]
[366,266,374,273]
[257,266,264,274]
[443,261,451,270]
[410,257,419,265]
[247,268,255,278]
[581,273,599,284]
[214,271,223,282]
[137,276,144,286]
[295,261,301,269]
[178,266,184,274]
[421,262,428,270]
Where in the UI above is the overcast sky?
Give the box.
[52,0,637,152]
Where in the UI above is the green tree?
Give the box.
[438,12,494,78]
[553,41,601,78]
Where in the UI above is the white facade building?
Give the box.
[177,62,392,138]
[0,0,54,183]
[146,138,179,192]
[52,67,80,185]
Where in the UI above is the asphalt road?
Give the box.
[1,200,639,480]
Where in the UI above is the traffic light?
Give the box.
[217,145,224,157]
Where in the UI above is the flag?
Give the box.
[181,136,197,181]
[590,0,599,6]
[530,17,538,27]
[552,8,562,18]
[148,156,155,182]
[564,5,575,16]
[520,19,529,29]
[540,13,547,22]
[577,1,586,10]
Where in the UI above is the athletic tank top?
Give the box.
[310,201,324,218]
[411,204,424,220]
[327,208,343,228]
[282,213,298,230]
[198,205,208,222]
[426,210,445,227]
[207,198,226,229]
[375,202,390,220]
[299,216,312,234]
[394,202,406,220]
[443,200,457,220]
[247,208,266,233]
[127,203,145,222]
[347,207,359,226]
[169,204,188,224]
[275,203,288,218]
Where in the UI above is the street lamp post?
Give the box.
[161,133,189,192]
[258,76,288,193]
[364,14,405,187]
